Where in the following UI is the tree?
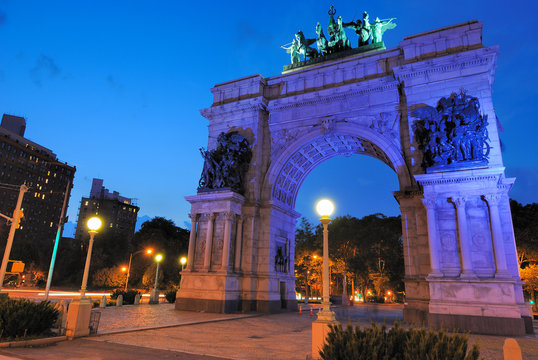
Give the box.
[130,217,189,289]
[294,217,322,299]
[510,200,538,266]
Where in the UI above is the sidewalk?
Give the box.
[93,303,259,335]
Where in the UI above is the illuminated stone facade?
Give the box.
[176,21,532,335]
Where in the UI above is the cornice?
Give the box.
[200,96,268,120]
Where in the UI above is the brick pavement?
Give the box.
[1,303,537,359]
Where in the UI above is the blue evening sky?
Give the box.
[1,0,537,231]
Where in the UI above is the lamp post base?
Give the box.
[149,288,160,304]
[312,309,338,359]
[65,297,92,339]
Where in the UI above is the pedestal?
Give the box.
[65,297,92,339]
[312,311,338,359]
[149,289,160,304]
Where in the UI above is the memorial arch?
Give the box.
[176,20,533,336]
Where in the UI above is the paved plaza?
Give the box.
[0,303,536,359]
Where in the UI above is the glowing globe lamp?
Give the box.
[87,217,102,231]
[316,199,335,218]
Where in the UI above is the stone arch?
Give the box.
[262,122,412,208]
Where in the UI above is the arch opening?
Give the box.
[271,132,399,208]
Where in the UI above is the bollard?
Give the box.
[134,293,140,305]
[116,294,123,307]
[54,300,68,334]
[503,338,522,360]
[100,295,107,308]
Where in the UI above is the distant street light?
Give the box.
[150,254,163,304]
[315,199,336,320]
[80,217,101,298]
[124,248,152,291]
[180,256,187,272]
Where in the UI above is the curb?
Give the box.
[0,335,67,348]
[93,313,264,336]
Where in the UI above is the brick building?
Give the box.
[74,178,139,242]
[0,114,75,268]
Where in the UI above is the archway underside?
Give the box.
[272,133,394,207]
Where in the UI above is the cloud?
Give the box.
[29,54,61,86]
[106,75,123,89]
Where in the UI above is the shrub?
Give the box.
[0,298,59,339]
[92,266,125,288]
[165,290,176,303]
[320,322,479,360]
[110,289,140,305]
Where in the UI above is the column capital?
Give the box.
[421,198,436,209]
[202,212,216,221]
[483,194,502,206]
[188,213,198,221]
[451,196,467,208]
[223,212,236,221]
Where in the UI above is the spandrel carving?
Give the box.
[198,132,252,194]
[412,91,491,172]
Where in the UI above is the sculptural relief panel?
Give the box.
[194,218,207,267]
[212,215,224,267]
[467,199,495,277]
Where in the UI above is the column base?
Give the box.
[459,272,478,280]
[426,271,444,279]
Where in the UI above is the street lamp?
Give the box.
[80,217,101,298]
[124,248,152,291]
[149,254,163,304]
[180,256,187,271]
[315,199,336,320]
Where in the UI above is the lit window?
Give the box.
[84,201,89,206]
[42,194,45,199]
[34,192,37,197]
[47,171,50,175]
[109,223,113,228]
[50,222,53,227]
[45,179,48,184]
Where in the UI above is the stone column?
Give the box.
[186,213,198,271]
[234,217,243,272]
[422,198,443,277]
[221,212,235,271]
[203,213,216,270]
[452,197,476,278]
[484,194,510,278]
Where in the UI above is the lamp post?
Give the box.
[124,248,152,291]
[149,254,163,304]
[80,217,101,298]
[180,256,187,271]
[65,216,101,338]
[315,199,336,319]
